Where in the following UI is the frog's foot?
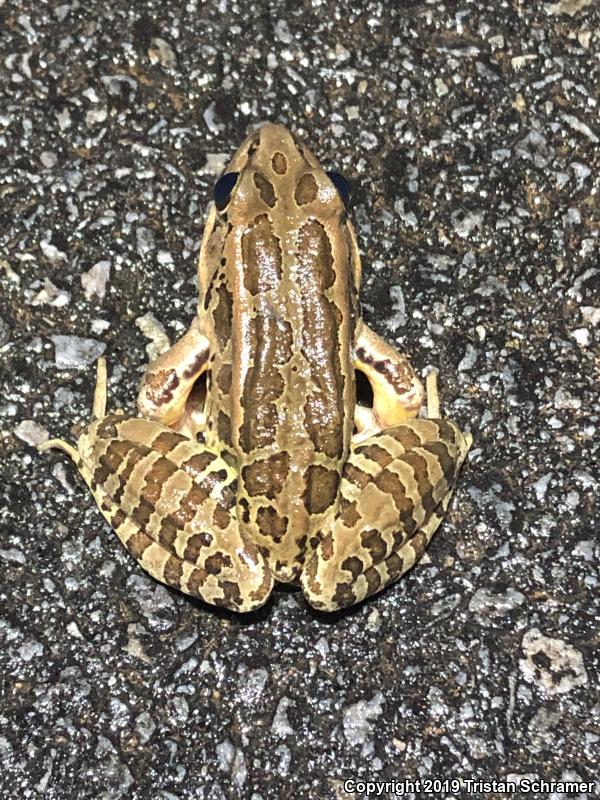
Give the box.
[300,416,471,611]
[38,357,109,463]
[138,323,210,429]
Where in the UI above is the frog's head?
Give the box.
[197,123,362,306]
[212,123,352,224]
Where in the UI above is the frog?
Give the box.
[41,124,471,612]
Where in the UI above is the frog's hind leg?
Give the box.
[315,470,457,611]
[300,415,471,612]
[81,419,274,612]
[40,359,272,612]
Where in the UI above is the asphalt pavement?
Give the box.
[1,1,598,798]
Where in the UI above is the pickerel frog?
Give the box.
[41,124,471,612]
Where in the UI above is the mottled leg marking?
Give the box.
[85,432,273,612]
[301,375,471,611]
[40,358,273,612]
[354,321,424,433]
[137,322,210,434]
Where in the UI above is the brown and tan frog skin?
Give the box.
[41,124,471,612]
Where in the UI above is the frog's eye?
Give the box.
[214,172,239,211]
[326,171,351,209]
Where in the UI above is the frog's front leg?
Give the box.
[354,321,424,438]
[41,359,274,612]
[138,320,210,437]
[300,375,472,611]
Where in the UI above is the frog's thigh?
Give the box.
[138,324,210,427]
[300,418,470,611]
[354,322,424,431]
[84,419,273,612]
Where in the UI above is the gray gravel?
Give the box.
[1,1,598,798]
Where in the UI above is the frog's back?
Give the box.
[200,124,360,582]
